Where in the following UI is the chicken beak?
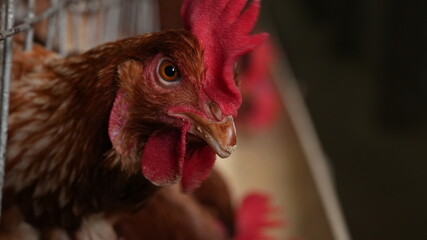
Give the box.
[185,113,237,158]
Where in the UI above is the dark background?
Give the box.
[261,0,427,239]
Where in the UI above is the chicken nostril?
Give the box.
[209,102,223,121]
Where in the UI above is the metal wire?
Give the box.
[0,2,5,76]
[24,0,35,51]
[0,0,76,41]
[0,0,160,218]
[0,0,15,218]
[57,1,67,55]
[46,0,56,49]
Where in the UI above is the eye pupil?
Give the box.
[164,65,176,77]
[159,60,180,83]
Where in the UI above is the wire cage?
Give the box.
[2,0,159,52]
[0,0,160,217]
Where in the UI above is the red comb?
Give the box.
[181,0,268,116]
[238,41,280,131]
[234,193,283,240]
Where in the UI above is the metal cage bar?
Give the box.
[0,0,14,218]
[46,0,58,50]
[0,0,160,218]
[57,1,67,55]
[24,0,35,51]
[0,0,76,41]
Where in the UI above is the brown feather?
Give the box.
[115,169,233,240]
[2,30,205,238]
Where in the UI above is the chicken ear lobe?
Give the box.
[109,92,136,156]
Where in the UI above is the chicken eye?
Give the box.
[158,60,180,83]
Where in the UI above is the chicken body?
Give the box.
[114,169,281,240]
[115,169,235,240]
[1,30,222,239]
[1,0,267,238]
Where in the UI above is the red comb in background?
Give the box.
[234,193,283,240]
[181,0,268,117]
[238,41,281,132]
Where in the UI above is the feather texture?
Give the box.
[3,31,205,238]
[2,0,268,238]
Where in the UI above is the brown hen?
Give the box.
[0,0,267,239]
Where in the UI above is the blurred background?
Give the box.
[258,0,427,239]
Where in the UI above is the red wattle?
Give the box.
[181,145,216,192]
[141,129,186,186]
[141,125,216,192]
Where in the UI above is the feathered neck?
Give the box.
[5,36,161,228]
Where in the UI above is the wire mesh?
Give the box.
[0,0,160,218]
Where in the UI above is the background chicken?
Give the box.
[114,169,281,240]
[115,169,235,240]
[1,0,267,239]
[237,41,280,133]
